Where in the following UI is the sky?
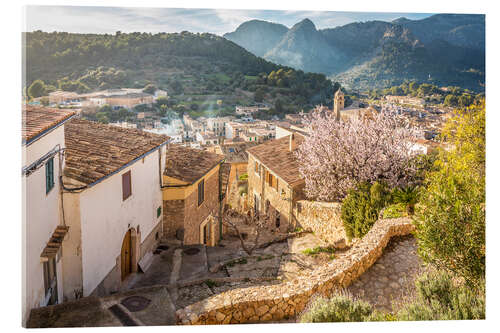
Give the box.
[24,6,434,35]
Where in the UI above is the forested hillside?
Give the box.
[24,30,337,116]
[224,14,485,91]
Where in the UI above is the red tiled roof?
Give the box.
[22,105,75,144]
[247,135,305,187]
[64,118,169,185]
[164,145,224,184]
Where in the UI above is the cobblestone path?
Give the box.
[347,235,426,312]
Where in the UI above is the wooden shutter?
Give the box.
[45,157,54,194]
[122,171,132,200]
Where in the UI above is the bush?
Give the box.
[382,203,407,219]
[341,182,391,240]
[238,173,248,181]
[299,271,485,323]
[414,101,485,285]
[391,186,419,215]
[300,294,373,323]
[396,270,485,321]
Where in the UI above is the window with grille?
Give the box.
[122,171,132,201]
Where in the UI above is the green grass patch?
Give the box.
[226,257,248,267]
[302,246,335,256]
[204,279,218,288]
[382,203,408,219]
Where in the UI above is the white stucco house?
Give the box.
[60,118,170,300]
[22,105,76,326]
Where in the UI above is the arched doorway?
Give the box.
[121,229,133,280]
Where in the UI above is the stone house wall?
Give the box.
[176,218,415,325]
[163,199,185,238]
[183,170,220,245]
[294,200,346,246]
[247,154,298,232]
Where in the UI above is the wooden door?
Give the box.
[121,230,132,280]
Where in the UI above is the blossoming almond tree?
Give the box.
[296,108,418,201]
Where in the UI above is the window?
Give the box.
[45,157,55,194]
[266,171,278,191]
[198,179,205,206]
[157,206,162,218]
[254,161,260,176]
[122,170,132,201]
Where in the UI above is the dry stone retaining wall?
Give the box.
[294,200,346,246]
[176,217,415,325]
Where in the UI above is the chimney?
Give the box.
[289,133,295,152]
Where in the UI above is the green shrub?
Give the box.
[204,279,218,288]
[392,186,419,215]
[414,102,485,285]
[238,173,248,181]
[300,295,373,323]
[396,270,485,321]
[300,270,484,323]
[341,182,391,240]
[382,203,407,219]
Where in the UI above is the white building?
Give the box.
[22,105,76,326]
[206,117,231,137]
[60,119,169,300]
[196,131,219,145]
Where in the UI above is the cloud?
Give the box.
[24,5,434,35]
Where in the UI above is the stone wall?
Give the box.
[247,154,297,232]
[176,217,415,325]
[163,199,185,239]
[183,170,220,245]
[294,200,346,247]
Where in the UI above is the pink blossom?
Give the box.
[295,107,418,201]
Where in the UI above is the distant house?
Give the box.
[162,146,225,246]
[48,91,80,105]
[61,119,169,299]
[235,104,270,116]
[211,142,258,209]
[206,117,231,137]
[196,131,219,145]
[22,105,76,326]
[153,89,168,100]
[246,134,306,232]
[105,92,154,109]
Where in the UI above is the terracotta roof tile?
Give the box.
[164,145,224,184]
[64,118,169,185]
[247,135,305,187]
[22,105,75,144]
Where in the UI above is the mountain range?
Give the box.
[224,14,485,91]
